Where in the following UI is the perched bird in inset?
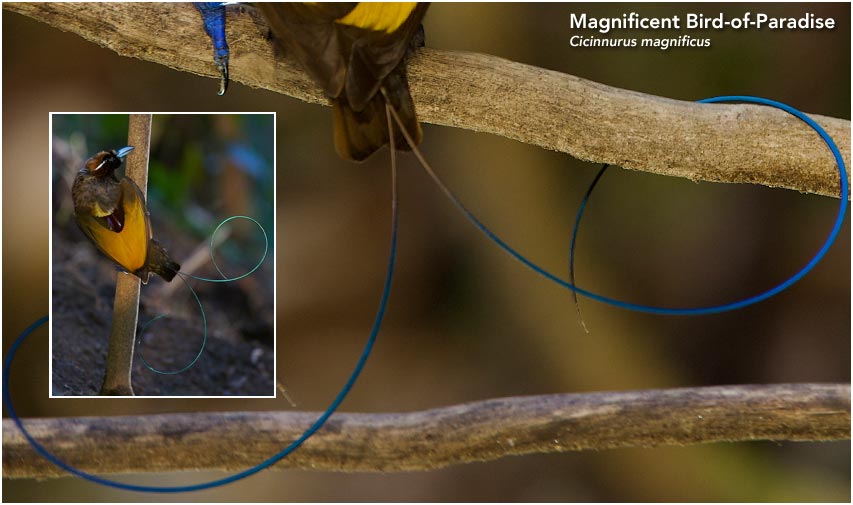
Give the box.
[257,2,430,161]
[72,146,180,283]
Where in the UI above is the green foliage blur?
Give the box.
[52,113,275,267]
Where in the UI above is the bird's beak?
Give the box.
[115,146,135,158]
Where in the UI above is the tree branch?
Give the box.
[4,383,849,478]
[5,2,849,198]
[100,114,152,396]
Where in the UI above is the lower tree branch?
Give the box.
[4,2,849,198]
[4,383,849,479]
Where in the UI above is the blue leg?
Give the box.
[194,2,230,95]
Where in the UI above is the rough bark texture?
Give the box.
[100,115,152,396]
[4,1,850,483]
[5,2,850,198]
[4,383,850,478]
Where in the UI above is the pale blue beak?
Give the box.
[115,146,135,158]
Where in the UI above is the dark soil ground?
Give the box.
[51,225,275,397]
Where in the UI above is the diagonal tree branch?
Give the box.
[5,2,850,198]
[3,383,850,479]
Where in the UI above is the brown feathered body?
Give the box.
[259,2,429,161]
[72,148,180,283]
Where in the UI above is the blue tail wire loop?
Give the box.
[565,96,847,316]
[136,216,268,375]
[182,215,270,283]
[136,275,207,376]
[3,135,399,491]
[403,95,846,316]
[2,96,844,493]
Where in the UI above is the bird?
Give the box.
[257,2,430,161]
[71,146,180,284]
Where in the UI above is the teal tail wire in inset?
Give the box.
[390,96,848,316]
[1,105,401,493]
[181,215,269,283]
[3,96,845,493]
[136,215,269,375]
[137,274,207,375]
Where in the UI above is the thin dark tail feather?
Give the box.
[569,164,610,333]
[148,239,180,282]
[334,71,421,161]
[333,96,389,161]
[385,101,599,332]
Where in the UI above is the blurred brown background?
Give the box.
[3,2,850,502]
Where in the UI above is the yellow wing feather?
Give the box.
[91,201,113,218]
[78,178,150,273]
[335,2,417,33]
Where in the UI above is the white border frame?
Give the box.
[48,111,277,399]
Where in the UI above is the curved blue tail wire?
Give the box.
[443,96,847,315]
[2,96,844,494]
[2,177,399,493]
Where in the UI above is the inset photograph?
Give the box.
[50,113,275,397]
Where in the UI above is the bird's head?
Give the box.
[84,146,134,177]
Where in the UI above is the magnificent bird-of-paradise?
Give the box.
[72,146,180,283]
[258,2,429,161]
